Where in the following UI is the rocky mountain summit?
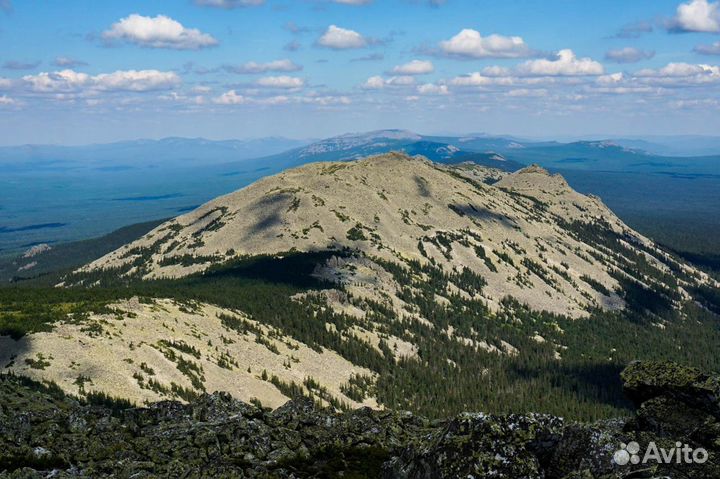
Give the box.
[2,361,719,478]
[81,153,713,318]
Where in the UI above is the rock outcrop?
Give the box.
[2,361,719,478]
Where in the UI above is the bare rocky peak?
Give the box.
[80,153,710,318]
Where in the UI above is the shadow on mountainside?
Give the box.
[246,191,294,237]
[449,202,519,229]
[197,250,344,289]
[512,361,632,413]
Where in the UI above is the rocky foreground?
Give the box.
[1,361,719,478]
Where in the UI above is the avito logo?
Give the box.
[613,441,708,466]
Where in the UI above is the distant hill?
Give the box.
[0,136,310,173]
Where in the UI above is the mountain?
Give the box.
[610,135,720,157]
[3,130,718,257]
[83,154,666,317]
[244,129,525,172]
[3,154,720,421]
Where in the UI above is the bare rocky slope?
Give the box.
[81,153,713,318]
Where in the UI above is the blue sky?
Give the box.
[1,0,719,144]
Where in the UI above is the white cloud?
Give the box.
[361,75,415,89]
[362,75,385,89]
[213,90,247,104]
[195,0,264,7]
[256,76,305,88]
[695,41,720,55]
[225,59,302,74]
[317,25,367,49]
[22,69,180,93]
[604,47,655,64]
[670,0,720,32]
[439,29,534,58]
[0,95,17,105]
[94,70,181,92]
[481,65,511,77]
[635,62,720,84]
[102,14,218,50]
[22,70,91,93]
[596,72,625,85]
[392,60,434,75]
[449,72,514,87]
[517,49,604,76]
[417,83,449,95]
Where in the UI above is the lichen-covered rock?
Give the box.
[384,413,564,479]
[3,360,720,478]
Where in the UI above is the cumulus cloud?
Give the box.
[53,57,88,68]
[213,90,247,104]
[391,60,434,75]
[102,14,218,50]
[517,49,604,76]
[449,72,513,87]
[695,41,720,54]
[669,0,720,32]
[255,76,305,88]
[635,62,720,84]
[361,75,416,89]
[439,29,535,58]
[481,66,512,77]
[579,62,720,93]
[317,25,367,49]
[195,0,264,7]
[224,59,302,74]
[604,47,655,64]
[21,69,180,93]
[596,72,625,85]
[417,83,449,95]
[361,75,386,89]
[0,95,17,105]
